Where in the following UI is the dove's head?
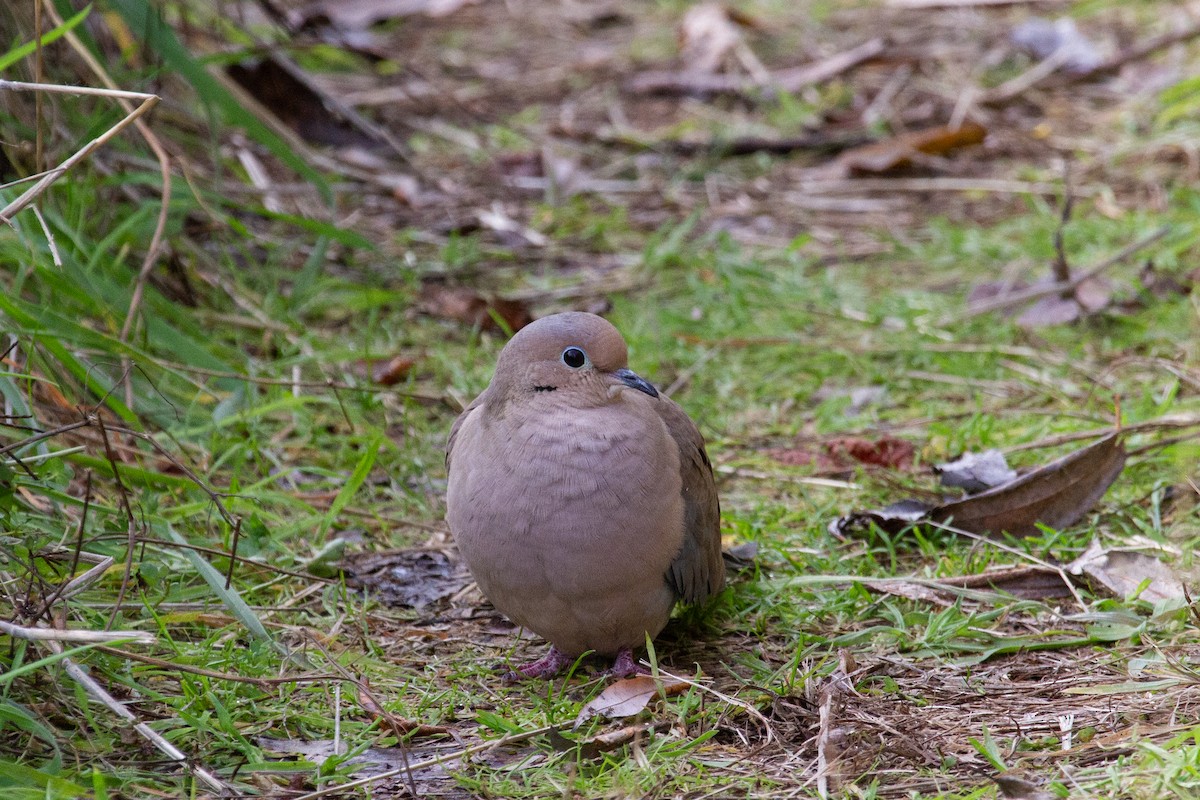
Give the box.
[488,312,658,408]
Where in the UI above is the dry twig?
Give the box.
[946,225,1170,324]
[627,38,886,98]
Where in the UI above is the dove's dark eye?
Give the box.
[561,347,587,369]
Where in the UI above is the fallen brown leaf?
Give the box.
[940,565,1075,599]
[575,675,689,726]
[865,565,1076,604]
[1067,539,1185,603]
[933,432,1125,536]
[372,356,417,386]
[770,435,914,472]
[827,435,915,470]
[994,771,1058,800]
[419,284,534,334]
[835,121,987,176]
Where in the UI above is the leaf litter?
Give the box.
[341,549,470,609]
[1067,538,1186,605]
[829,120,988,177]
[863,538,1186,608]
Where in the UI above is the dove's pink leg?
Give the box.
[503,646,574,681]
[601,647,648,679]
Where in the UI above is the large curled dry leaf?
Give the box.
[933,432,1125,536]
[833,432,1126,538]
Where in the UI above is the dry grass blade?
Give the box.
[0,80,159,223]
[43,4,171,341]
[0,620,154,644]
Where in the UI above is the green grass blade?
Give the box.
[0,759,88,796]
[158,522,278,649]
[0,641,131,686]
[319,431,385,537]
[0,4,92,72]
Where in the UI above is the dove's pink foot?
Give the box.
[601,647,649,679]
[502,645,575,681]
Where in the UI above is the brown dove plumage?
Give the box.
[446,312,724,679]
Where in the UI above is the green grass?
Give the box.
[3,0,1200,797]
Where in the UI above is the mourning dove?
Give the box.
[446,312,724,679]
